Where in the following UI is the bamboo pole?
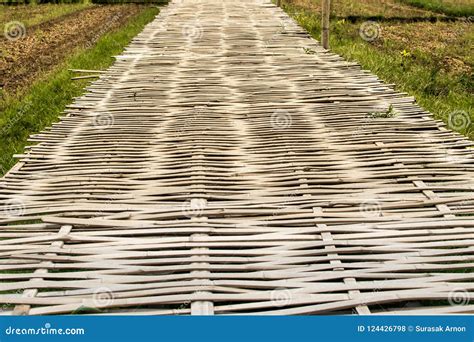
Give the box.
[321,0,330,49]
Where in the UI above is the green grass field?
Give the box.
[0,2,92,28]
[282,0,473,140]
[0,6,160,176]
[396,0,474,17]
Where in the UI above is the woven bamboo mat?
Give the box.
[0,0,473,315]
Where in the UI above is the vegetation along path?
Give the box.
[0,0,473,315]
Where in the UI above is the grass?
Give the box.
[282,2,473,140]
[368,104,398,118]
[0,2,92,28]
[0,5,159,176]
[282,0,446,19]
[396,0,474,17]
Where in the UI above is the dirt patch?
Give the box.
[0,4,146,96]
[286,0,472,76]
[380,21,473,74]
[0,3,91,28]
[285,0,442,18]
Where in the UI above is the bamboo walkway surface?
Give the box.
[1,0,474,315]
